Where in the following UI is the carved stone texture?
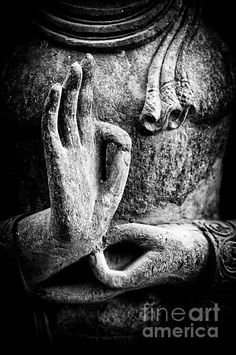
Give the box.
[34,221,209,303]
[195,220,236,284]
[90,223,209,290]
[13,54,131,286]
[0,0,234,225]
[36,0,179,49]
[0,0,235,344]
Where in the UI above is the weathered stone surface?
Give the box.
[36,0,180,50]
[0,0,235,347]
[16,54,131,286]
[90,223,209,290]
[0,3,234,223]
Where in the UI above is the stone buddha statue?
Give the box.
[0,0,235,353]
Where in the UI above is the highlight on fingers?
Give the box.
[81,53,96,80]
[59,62,83,147]
[77,53,96,146]
[62,61,83,92]
[45,83,62,114]
[42,82,62,139]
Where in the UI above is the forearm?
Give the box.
[0,208,76,287]
[1,214,236,293]
[15,208,87,287]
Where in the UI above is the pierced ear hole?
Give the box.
[169,108,182,123]
[168,105,196,130]
[167,108,183,130]
[139,113,163,134]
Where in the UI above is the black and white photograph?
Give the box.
[0,1,235,353]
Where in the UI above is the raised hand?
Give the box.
[42,54,131,257]
[16,54,131,286]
